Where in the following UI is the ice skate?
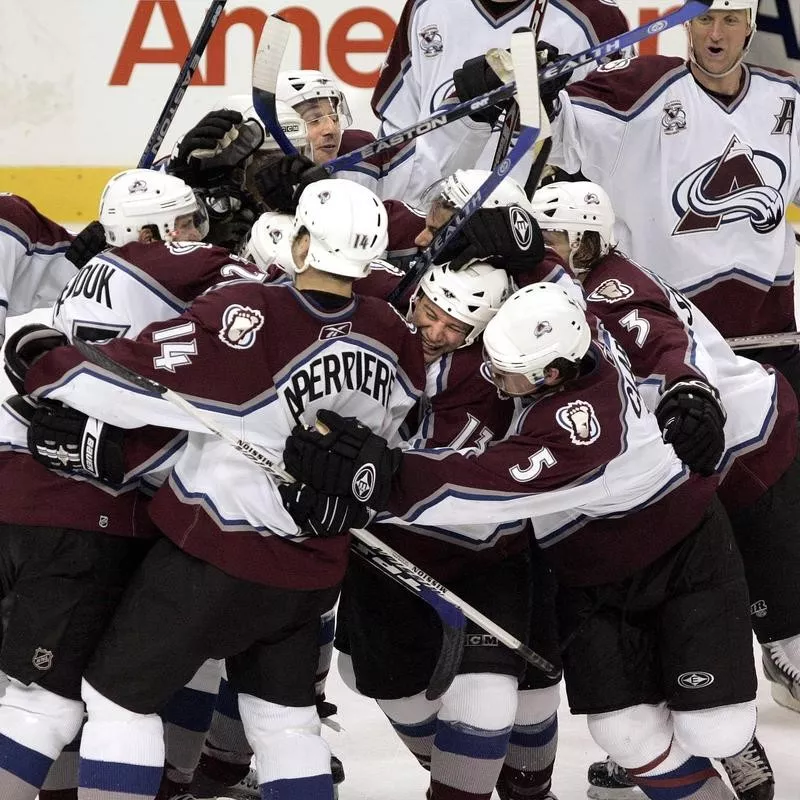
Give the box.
[720,736,774,800]
[586,757,642,800]
[761,642,800,712]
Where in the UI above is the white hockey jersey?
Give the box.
[372,0,630,204]
[550,57,800,338]
[0,194,76,345]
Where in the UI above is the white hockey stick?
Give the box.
[70,338,560,691]
[726,332,800,350]
[252,14,298,155]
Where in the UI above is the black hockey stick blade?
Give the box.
[426,621,466,701]
[72,337,167,397]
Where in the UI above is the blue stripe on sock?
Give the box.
[390,715,438,738]
[319,616,335,645]
[634,756,718,800]
[161,686,217,732]
[509,716,558,748]
[80,758,163,794]
[265,773,333,798]
[435,720,512,760]
[0,733,54,787]
[214,679,241,720]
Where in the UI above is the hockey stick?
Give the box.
[138,0,227,169]
[386,28,542,306]
[324,0,711,177]
[726,332,800,350]
[70,338,559,689]
[252,14,298,155]
[490,0,548,169]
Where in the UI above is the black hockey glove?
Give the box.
[655,379,726,477]
[283,409,403,512]
[278,482,370,538]
[453,53,506,126]
[537,41,573,121]
[170,111,265,190]
[65,220,107,269]
[252,154,328,214]
[4,324,68,395]
[27,402,125,484]
[433,206,545,272]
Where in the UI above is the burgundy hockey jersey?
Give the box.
[583,250,798,510]
[26,282,426,589]
[0,241,265,537]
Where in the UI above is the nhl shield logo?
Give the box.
[32,647,54,671]
[352,463,376,502]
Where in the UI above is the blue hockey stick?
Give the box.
[386,27,543,306]
[323,0,713,176]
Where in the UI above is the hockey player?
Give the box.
[371,0,630,203]
[0,168,241,800]
[538,0,800,398]
[283,282,761,800]
[22,178,426,800]
[531,180,792,800]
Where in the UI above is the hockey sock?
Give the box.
[238,693,333,799]
[0,680,84,800]
[196,676,252,787]
[79,679,164,800]
[161,658,223,787]
[377,692,443,771]
[429,674,517,800]
[497,685,560,799]
[40,727,81,800]
[316,606,336,702]
[628,743,733,800]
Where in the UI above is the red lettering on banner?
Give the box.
[638,6,681,57]
[328,9,395,87]
[111,0,207,86]
[110,0,396,88]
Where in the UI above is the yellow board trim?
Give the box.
[0,167,126,225]
[2,165,800,227]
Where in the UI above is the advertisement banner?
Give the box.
[1,0,797,222]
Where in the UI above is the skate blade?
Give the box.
[587,787,642,800]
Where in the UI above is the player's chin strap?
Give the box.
[69,337,561,700]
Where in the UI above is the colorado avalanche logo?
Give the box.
[556,400,600,445]
[128,179,148,194]
[587,279,634,304]
[218,304,264,350]
[419,24,443,57]
[672,135,785,235]
[430,77,456,114]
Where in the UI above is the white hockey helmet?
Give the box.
[277,70,353,128]
[437,169,533,212]
[243,211,296,274]
[99,169,208,246]
[483,282,591,391]
[415,261,511,348]
[530,181,617,257]
[215,95,309,155]
[293,179,388,279]
[709,0,758,29]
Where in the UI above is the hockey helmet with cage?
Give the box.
[422,169,533,213]
[483,282,591,394]
[277,70,353,128]
[292,179,388,279]
[99,169,209,246]
[414,261,511,348]
[530,181,616,259]
[242,211,296,275]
